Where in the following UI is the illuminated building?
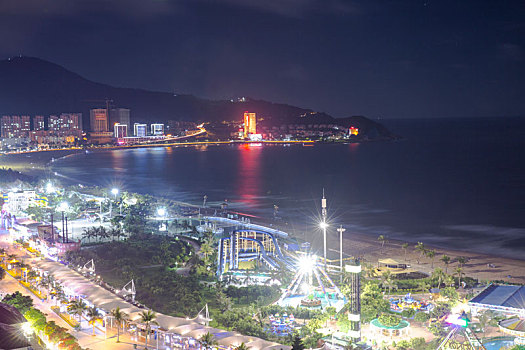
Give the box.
[243,112,256,138]
[33,115,45,131]
[151,123,164,136]
[90,109,108,132]
[1,190,47,215]
[134,123,147,137]
[349,127,359,136]
[0,115,31,138]
[110,108,131,129]
[114,123,128,138]
[49,113,82,131]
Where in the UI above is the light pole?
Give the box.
[58,202,69,243]
[337,225,346,283]
[157,207,167,232]
[110,188,119,218]
[321,190,327,268]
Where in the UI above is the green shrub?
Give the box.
[401,308,416,319]
[410,337,427,350]
[378,313,400,327]
[414,312,429,322]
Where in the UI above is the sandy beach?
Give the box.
[332,232,525,285]
[2,149,524,286]
[0,149,83,177]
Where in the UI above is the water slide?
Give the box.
[235,230,295,270]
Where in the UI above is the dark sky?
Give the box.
[1,0,524,118]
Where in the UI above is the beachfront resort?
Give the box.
[0,174,524,350]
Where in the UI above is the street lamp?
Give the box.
[45,182,55,194]
[58,202,69,243]
[320,221,328,268]
[110,188,119,217]
[157,208,167,232]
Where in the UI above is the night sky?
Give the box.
[1,0,524,118]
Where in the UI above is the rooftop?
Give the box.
[470,284,525,310]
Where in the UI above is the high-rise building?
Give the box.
[110,108,131,130]
[150,123,164,136]
[90,109,108,132]
[49,113,82,132]
[1,115,31,138]
[114,123,128,138]
[243,112,256,138]
[134,123,147,137]
[33,115,45,131]
[61,113,82,131]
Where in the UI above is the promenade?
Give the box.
[0,232,286,350]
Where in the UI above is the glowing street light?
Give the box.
[157,207,167,232]
[57,202,69,212]
[321,190,328,268]
[21,322,32,336]
[45,182,55,194]
[109,188,119,217]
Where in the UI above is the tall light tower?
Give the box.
[337,225,346,283]
[321,190,328,269]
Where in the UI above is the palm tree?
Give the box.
[401,243,409,261]
[109,227,121,242]
[457,256,468,268]
[86,306,102,336]
[199,331,218,350]
[455,267,464,288]
[380,270,394,293]
[417,280,430,293]
[432,268,446,288]
[110,307,128,343]
[139,310,158,349]
[383,279,398,295]
[200,242,214,261]
[67,300,87,325]
[443,273,454,287]
[426,249,436,268]
[234,343,250,350]
[377,235,386,252]
[440,255,451,273]
[415,242,426,264]
[477,310,494,334]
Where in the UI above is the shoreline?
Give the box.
[2,149,524,285]
[0,149,84,178]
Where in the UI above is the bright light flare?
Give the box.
[446,313,469,327]
[46,182,55,193]
[21,322,32,335]
[57,202,69,212]
[157,208,166,217]
[298,255,317,274]
[319,221,328,229]
[111,188,119,196]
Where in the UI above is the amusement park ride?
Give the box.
[437,312,486,350]
[278,254,346,310]
[216,229,294,275]
[214,193,362,341]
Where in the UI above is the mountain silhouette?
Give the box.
[0,56,392,137]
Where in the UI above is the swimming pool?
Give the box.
[483,339,515,350]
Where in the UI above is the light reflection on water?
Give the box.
[51,118,525,259]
